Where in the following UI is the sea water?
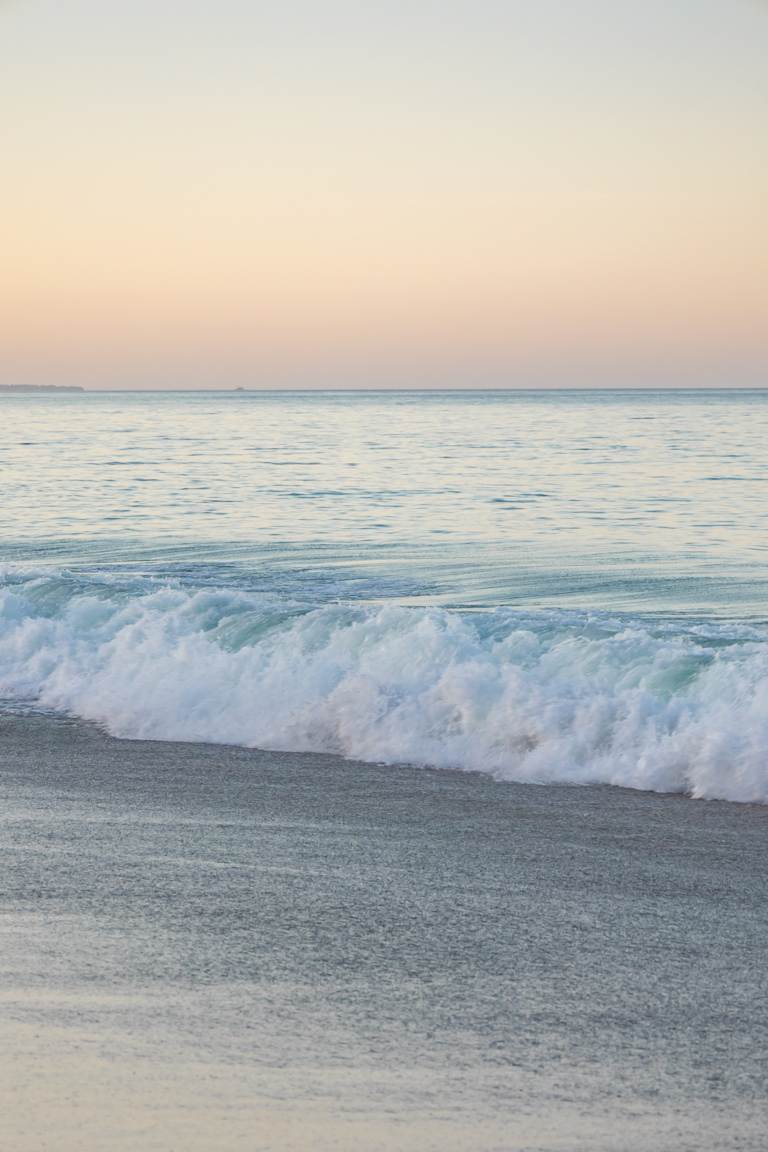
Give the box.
[3,387,768,802]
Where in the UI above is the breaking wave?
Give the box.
[2,567,768,802]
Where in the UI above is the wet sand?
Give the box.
[1,712,767,1150]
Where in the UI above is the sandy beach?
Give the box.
[1,711,766,1151]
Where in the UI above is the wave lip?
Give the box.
[2,570,768,803]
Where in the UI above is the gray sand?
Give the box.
[1,712,767,1151]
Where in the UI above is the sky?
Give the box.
[1,0,767,388]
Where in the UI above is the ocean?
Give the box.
[2,388,768,1150]
[3,388,768,801]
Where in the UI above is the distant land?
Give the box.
[0,384,84,393]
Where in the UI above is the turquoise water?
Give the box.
[3,389,768,800]
[4,388,768,611]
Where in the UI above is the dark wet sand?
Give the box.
[1,712,767,1151]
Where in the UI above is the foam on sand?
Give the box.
[2,568,768,802]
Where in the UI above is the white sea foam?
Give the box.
[2,571,768,802]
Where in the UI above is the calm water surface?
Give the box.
[3,388,768,613]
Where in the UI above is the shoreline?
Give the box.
[2,711,767,1149]
[2,701,765,809]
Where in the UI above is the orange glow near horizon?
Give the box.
[1,0,767,386]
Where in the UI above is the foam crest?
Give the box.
[2,570,768,802]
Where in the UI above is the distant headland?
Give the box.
[0,384,84,393]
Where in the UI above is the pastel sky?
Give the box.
[1,0,767,388]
